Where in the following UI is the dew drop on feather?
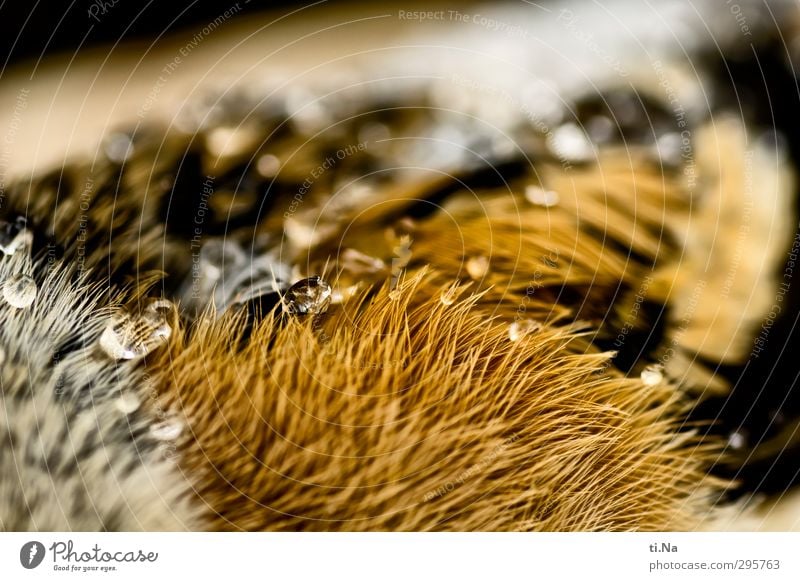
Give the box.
[2,274,37,309]
[115,392,141,415]
[640,364,664,386]
[150,418,184,441]
[98,299,174,360]
[525,185,559,208]
[508,319,542,342]
[99,314,137,360]
[282,276,332,315]
[141,299,174,342]
[440,285,459,306]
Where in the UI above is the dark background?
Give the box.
[0,0,309,69]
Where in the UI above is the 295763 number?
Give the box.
[735,560,780,570]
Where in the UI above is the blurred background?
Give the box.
[2,0,781,175]
[0,0,475,176]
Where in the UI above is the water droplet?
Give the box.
[256,153,281,178]
[640,364,664,386]
[525,185,559,208]
[115,392,141,415]
[0,217,33,256]
[141,299,174,342]
[104,132,134,163]
[99,316,136,360]
[508,319,542,342]
[282,276,332,315]
[2,274,37,309]
[548,123,594,162]
[98,299,174,360]
[388,289,403,301]
[654,132,683,166]
[440,284,461,306]
[150,418,183,441]
[466,255,489,280]
[727,430,746,451]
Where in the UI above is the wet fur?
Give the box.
[2,13,798,530]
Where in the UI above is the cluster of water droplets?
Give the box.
[1,210,188,450]
[0,217,38,311]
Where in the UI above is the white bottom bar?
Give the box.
[1,533,798,580]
